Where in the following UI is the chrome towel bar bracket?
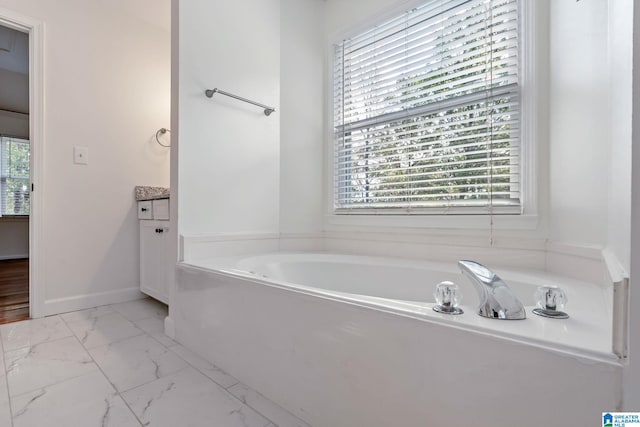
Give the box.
[205,88,276,116]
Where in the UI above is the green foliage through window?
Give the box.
[1,137,30,216]
[333,0,521,213]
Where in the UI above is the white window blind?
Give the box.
[333,0,520,214]
[0,136,30,216]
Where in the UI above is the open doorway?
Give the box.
[0,24,29,324]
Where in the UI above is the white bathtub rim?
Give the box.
[195,250,610,289]
[177,261,621,366]
[191,251,611,313]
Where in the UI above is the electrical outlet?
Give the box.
[74,146,89,165]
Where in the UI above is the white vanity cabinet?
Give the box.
[138,199,170,304]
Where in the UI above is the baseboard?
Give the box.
[43,287,146,316]
[0,253,28,260]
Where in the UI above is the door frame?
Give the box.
[0,8,44,318]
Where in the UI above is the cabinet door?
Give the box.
[140,221,169,303]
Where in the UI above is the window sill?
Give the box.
[325,213,539,231]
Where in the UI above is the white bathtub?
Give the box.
[174,252,622,427]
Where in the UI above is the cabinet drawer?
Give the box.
[137,201,153,219]
[137,199,169,220]
[153,199,169,220]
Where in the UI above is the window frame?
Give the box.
[325,0,538,230]
[0,136,30,217]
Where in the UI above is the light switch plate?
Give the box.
[74,146,89,165]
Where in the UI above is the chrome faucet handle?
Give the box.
[532,285,569,319]
[433,281,463,315]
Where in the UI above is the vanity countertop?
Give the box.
[135,186,169,201]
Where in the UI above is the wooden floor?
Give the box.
[0,259,29,324]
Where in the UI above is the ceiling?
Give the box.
[0,25,28,75]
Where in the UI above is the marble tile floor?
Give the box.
[0,298,311,427]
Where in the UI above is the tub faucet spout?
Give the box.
[458,260,526,320]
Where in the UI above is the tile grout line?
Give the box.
[164,347,279,427]
[59,310,146,427]
[91,308,248,424]
[63,310,149,351]
[165,343,240,390]
[0,330,15,427]
[163,344,294,427]
[58,302,187,425]
[12,303,294,427]
[160,342,288,425]
[2,330,75,355]
[65,310,187,395]
[145,329,177,349]
[0,316,74,353]
[163,340,309,426]
[226,383,300,427]
[0,302,172,427]
[117,365,192,395]
[124,312,177,350]
[1,318,99,402]
[222,373,312,426]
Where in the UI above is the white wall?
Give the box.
[606,0,633,274]
[279,0,324,236]
[325,0,399,37]
[178,0,280,237]
[0,217,27,259]
[0,0,171,312]
[548,0,610,247]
